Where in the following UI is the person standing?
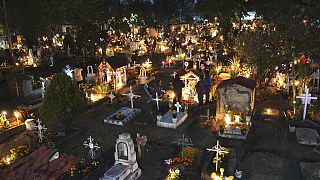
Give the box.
[196,75,206,107]
[204,70,211,104]
[172,75,184,103]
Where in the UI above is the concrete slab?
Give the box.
[104,107,141,126]
[296,128,319,145]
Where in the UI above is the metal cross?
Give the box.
[296,88,317,120]
[34,119,47,143]
[109,90,115,104]
[174,102,182,112]
[207,140,229,172]
[83,136,100,159]
[171,134,194,158]
[152,92,161,111]
[122,86,141,108]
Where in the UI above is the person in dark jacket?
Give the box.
[204,70,211,104]
[196,75,206,107]
[172,74,184,102]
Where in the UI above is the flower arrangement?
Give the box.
[69,158,100,178]
[0,145,30,166]
[170,147,199,167]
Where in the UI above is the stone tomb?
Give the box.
[100,133,141,180]
[104,107,141,126]
[157,111,188,129]
[296,128,320,145]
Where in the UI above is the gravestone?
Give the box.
[104,107,141,126]
[157,110,188,129]
[100,133,142,180]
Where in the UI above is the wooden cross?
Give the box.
[171,134,194,158]
[207,140,229,172]
[122,86,141,108]
[296,88,317,120]
[83,136,100,159]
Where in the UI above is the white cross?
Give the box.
[296,88,317,120]
[174,102,182,112]
[207,140,229,172]
[83,136,100,159]
[152,92,161,111]
[285,73,291,89]
[122,86,141,108]
[109,90,115,104]
[145,58,152,65]
[33,119,47,143]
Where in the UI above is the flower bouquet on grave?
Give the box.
[69,158,100,179]
[0,145,30,167]
[112,112,127,121]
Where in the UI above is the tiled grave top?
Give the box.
[104,107,141,126]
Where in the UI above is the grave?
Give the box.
[138,67,155,85]
[100,133,141,180]
[215,76,255,139]
[104,107,141,126]
[296,128,320,145]
[157,102,188,129]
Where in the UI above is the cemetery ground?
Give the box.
[2,66,320,179]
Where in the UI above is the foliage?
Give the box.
[40,73,86,130]
[0,145,30,167]
[69,158,100,179]
[92,83,110,94]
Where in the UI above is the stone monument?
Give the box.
[100,133,142,180]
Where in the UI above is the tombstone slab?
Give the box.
[100,133,141,180]
[104,107,141,126]
[296,128,319,145]
[157,111,188,129]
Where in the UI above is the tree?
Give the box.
[40,73,86,130]
[235,28,289,87]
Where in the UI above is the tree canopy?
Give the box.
[40,73,86,130]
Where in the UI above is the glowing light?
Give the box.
[234,115,240,123]
[294,81,299,86]
[266,109,272,115]
[90,94,105,102]
[225,114,231,125]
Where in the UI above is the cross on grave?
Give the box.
[109,90,116,104]
[171,134,194,158]
[174,102,182,112]
[33,119,47,143]
[152,92,161,111]
[296,88,317,120]
[285,73,291,89]
[83,136,100,159]
[145,58,152,65]
[122,86,141,108]
[207,140,229,172]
